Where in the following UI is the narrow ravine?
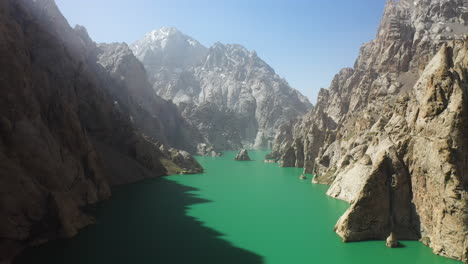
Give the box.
[16,151,462,264]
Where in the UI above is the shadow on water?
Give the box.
[15,177,264,264]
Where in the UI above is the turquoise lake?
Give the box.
[16,151,462,264]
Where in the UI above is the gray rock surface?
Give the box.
[131,28,312,150]
[157,142,204,175]
[180,102,244,151]
[94,42,203,153]
[197,143,221,157]
[234,149,251,161]
[270,0,468,262]
[0,0,204,262]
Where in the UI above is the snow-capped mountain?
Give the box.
[131,27,312,149]
[131,27,207,90]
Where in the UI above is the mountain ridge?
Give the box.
[131,27,312,150]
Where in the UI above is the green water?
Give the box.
[17,151,462,264]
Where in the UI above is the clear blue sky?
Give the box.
[56,0,387,103]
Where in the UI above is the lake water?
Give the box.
[16,151,462,264]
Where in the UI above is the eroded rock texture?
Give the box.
[0,0,203,262]
[235,149,252,161]
[131,28,312,150]
[94,42,204,153]
[270,0,468,262]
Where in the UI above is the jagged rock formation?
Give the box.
[180,102,243,151]
[131,26,208,90]
[270,0,468,262]
[386,232,399,248]
[157,142,204,175]
[131,28,311,150]
[94,42,204,153]
[234,149,251,161]
[0,0,203,262]
[196,143,221,157]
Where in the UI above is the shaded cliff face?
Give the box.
[131,29,311,150]
[94,42,205,153]
[0,0,203,262]
[270,0,468,262]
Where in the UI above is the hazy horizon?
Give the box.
[56,0,387,103]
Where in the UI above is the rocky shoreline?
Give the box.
[269,0,468,262]
[0,0,203,262]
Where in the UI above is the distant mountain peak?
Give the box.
[131,28,312,150]
[130,27,208,73]
[137,26,204,49]
[147,26,181,40]
[156,26,179,34]
[203,42,269,72]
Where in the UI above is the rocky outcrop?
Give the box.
[197,143,221,157]
[131,28,311,150]
[157,143,204,175]
[94,42,203,153]
[386,232,399,248]
[270,0,468,262]
[235,149,251,161]
[334,147,419,242]
[0,0,203,262]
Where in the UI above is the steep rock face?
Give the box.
[386,232,399,248]
[196,143,221,157]
[234,149,251,161]
[157,142,204,175]
[404,42,468,261]
[131,26,208,91]
[334,147,419,242]
[94,42,204,153]
[0,1,112,260]
[179,102,243,151]
[0,0,203,262]
[131,29,311,150]
[270,0,468,262]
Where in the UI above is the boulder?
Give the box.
[197,143,221,157]
[158,143,204,175]
[234,149,251,161]
[386,232,399,248]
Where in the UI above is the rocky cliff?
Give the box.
[94,42,204,153]
[0,0,203,262]
[270,0,468,262]
[131,29,312,150]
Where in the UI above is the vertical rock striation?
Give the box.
[270,0,468,262]
[94,41,204,153]
[0,0,203,262]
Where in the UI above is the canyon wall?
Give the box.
[270,0,468,262]
[0,0,202,262]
